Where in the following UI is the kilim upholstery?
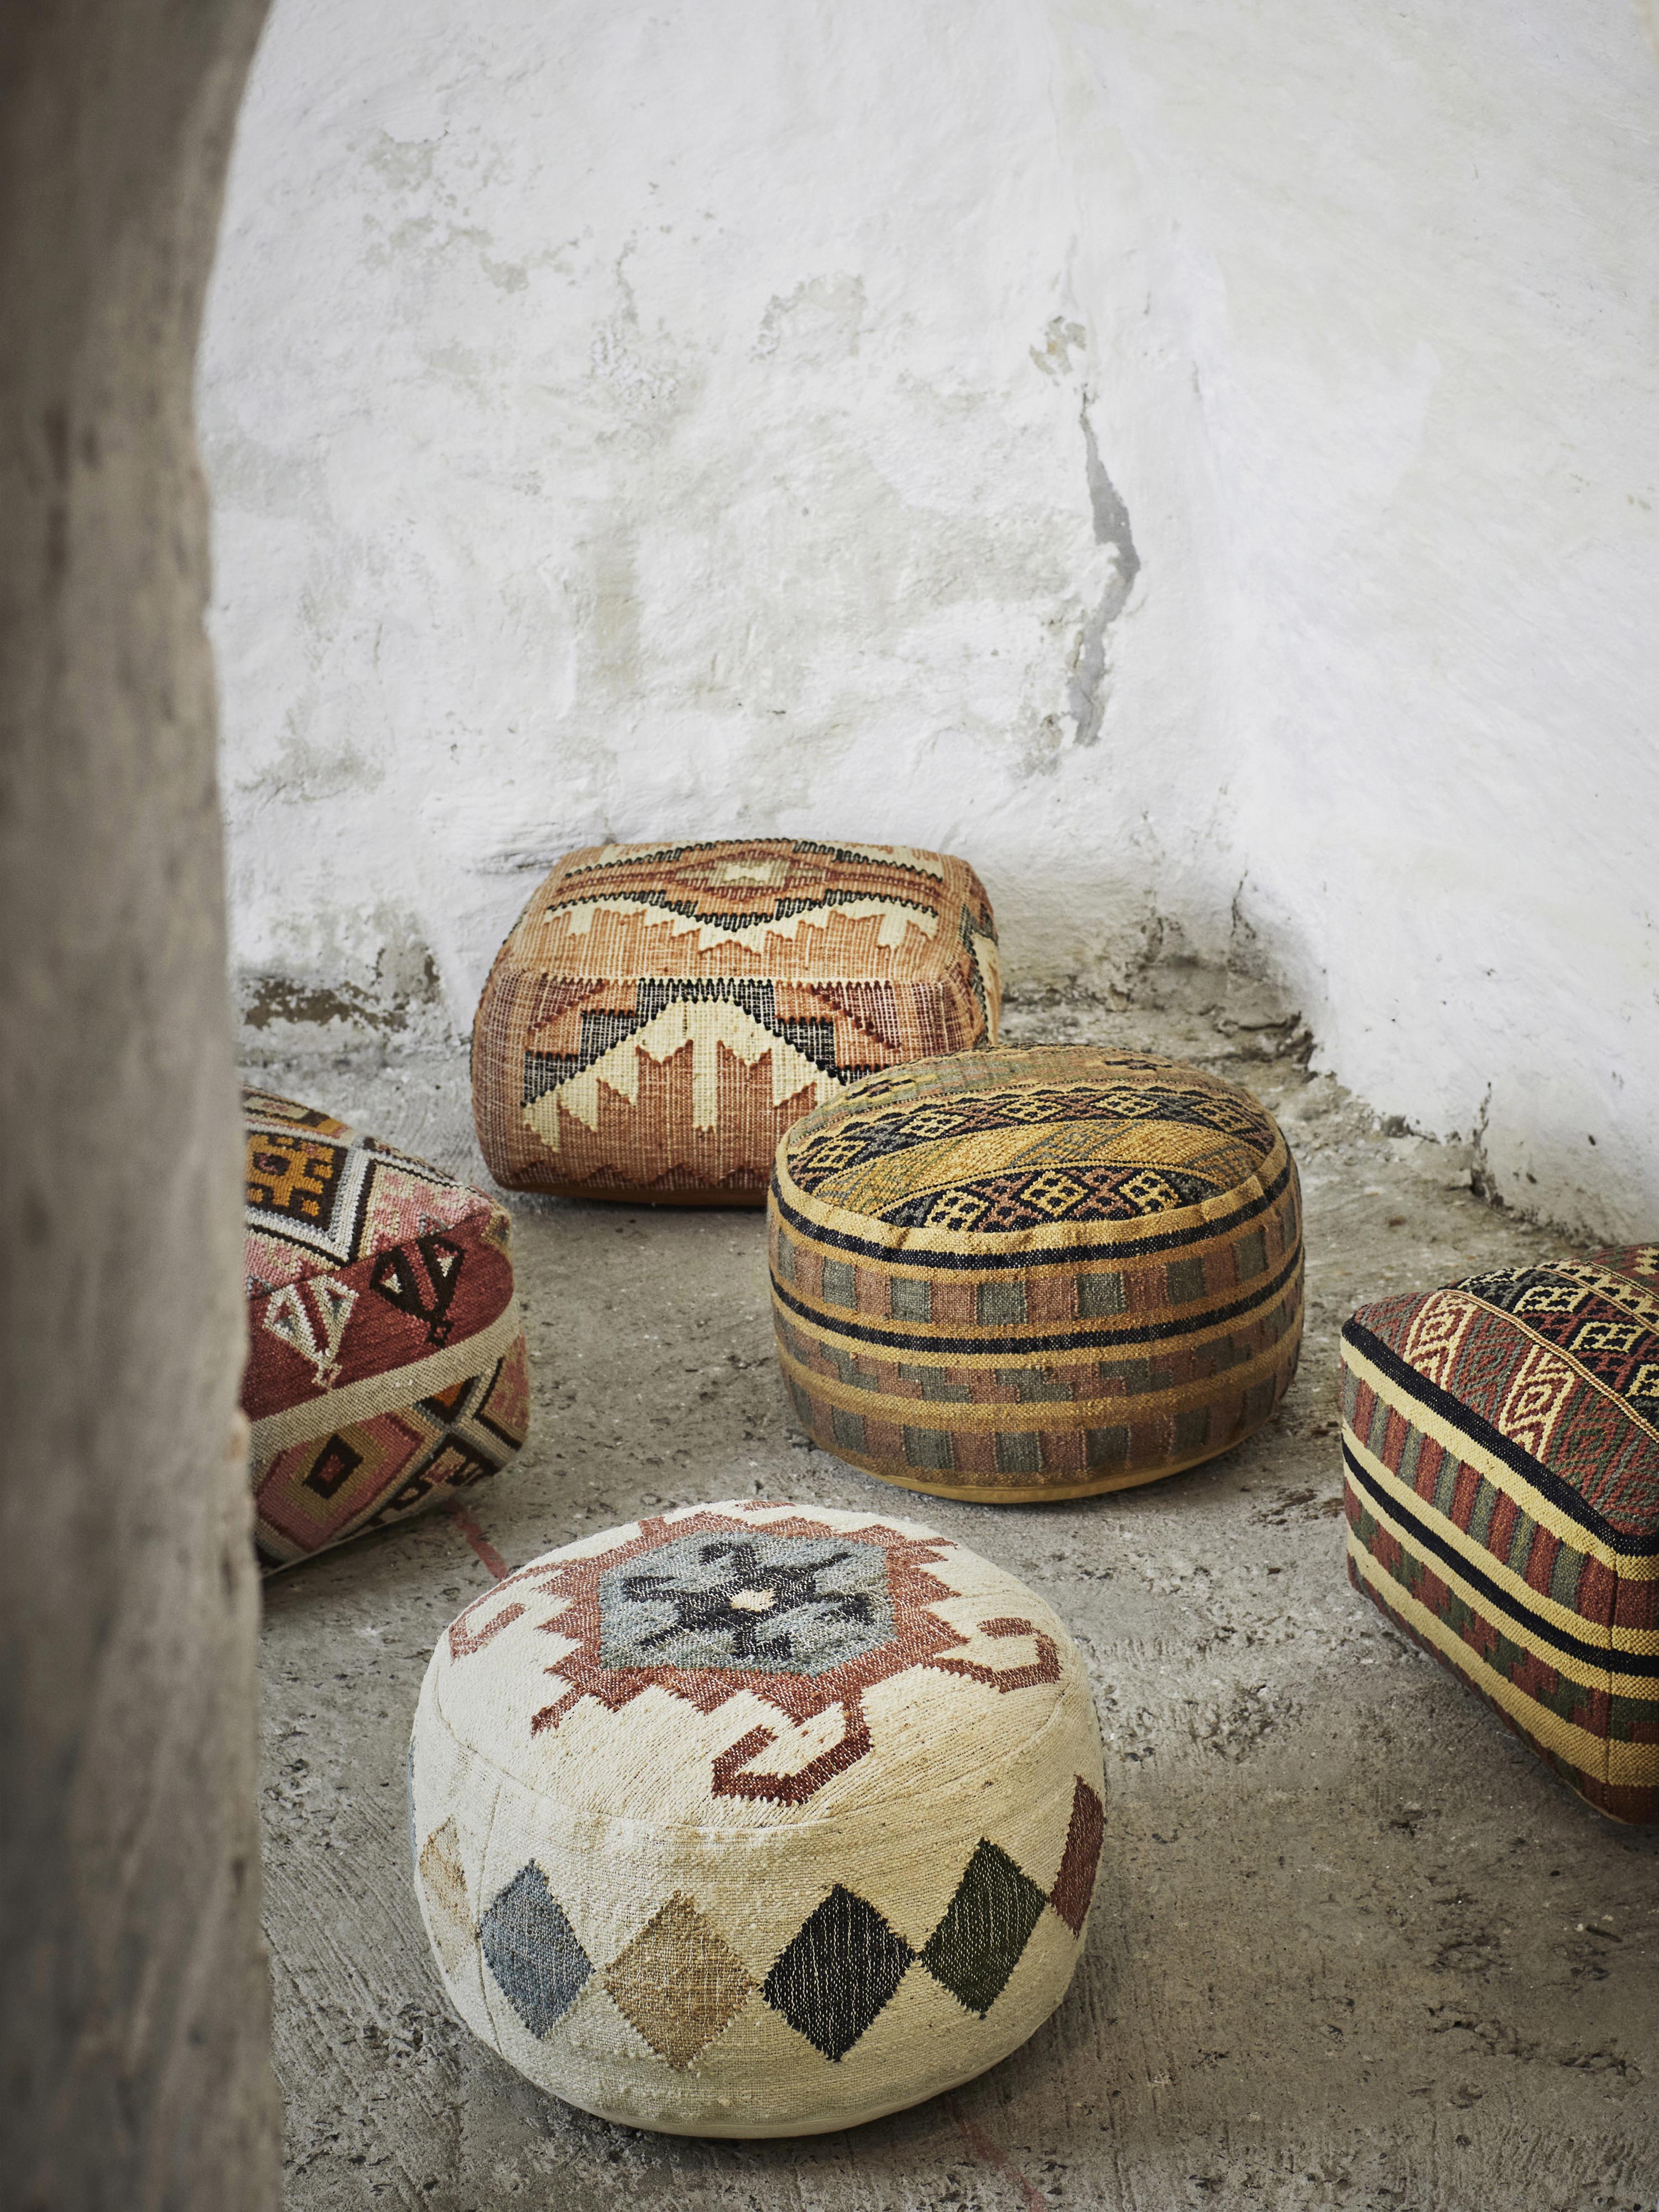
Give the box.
[471,838,999,1203]
[409,1499,1104,2136]
[768,1045,1304,1502]
[1341,1248,1659,1824]
[243,1089,529,1571]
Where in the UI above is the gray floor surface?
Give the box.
[253,983,1656,2212]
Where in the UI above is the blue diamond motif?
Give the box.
[478,1863,591,2037]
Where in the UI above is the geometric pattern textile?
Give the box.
[1342,1248,1659,1825]
[409,1500,1104,2135]
[243,1088,529,1572]
[469,839,999,1204]
[769,1045,1304,1503]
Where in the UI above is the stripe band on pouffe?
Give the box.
[769,1045,1304,1501]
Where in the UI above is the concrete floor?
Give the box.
[254,980,1657,2212]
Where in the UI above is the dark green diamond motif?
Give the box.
[920,1840,1048,2016]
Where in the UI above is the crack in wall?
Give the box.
[1069,398,1141,747]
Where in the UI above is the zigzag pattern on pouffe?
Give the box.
[769,1045,1303,1502]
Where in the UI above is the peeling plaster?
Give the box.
[236,911,450,1065]
[204,0,1151,1044]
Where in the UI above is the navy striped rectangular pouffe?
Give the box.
[1341,1248,1659,1824]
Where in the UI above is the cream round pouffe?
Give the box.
[409,1499,1104,2136]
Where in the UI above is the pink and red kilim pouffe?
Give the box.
[243,1088,529,1571]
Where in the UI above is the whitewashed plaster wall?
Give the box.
[201,0,1659,1238]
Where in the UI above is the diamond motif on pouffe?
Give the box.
[479,1863,592,2036]
[603,1893,754,2068]
[1048,1776,1107,1935]
[763,1885,915,2060]
[920,1840,1048,2016]
[1022,1171,1089,1217]
[597,1531,894,1678]
[418,1818,473,1974]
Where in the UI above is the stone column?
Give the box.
[0,2,280,2205]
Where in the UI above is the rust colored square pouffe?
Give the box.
[1342,1249,1659,1823]
[769,1045,1303,1501]
[243,1088,529,1571]
[471,838,999,1203]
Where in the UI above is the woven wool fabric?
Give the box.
[243,1088,529,1571]
[409,1499,1104,2136]
[471,838,999,1203]
[768,1045,1303,1503]
[1341,1248,1659,1825]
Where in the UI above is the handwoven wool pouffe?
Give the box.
[471,837,999,1203]
[1342,1247,1659,1824]
[243,1087,529,1571]
[768,1045,1303,1501]
[409,1499,1104,2135]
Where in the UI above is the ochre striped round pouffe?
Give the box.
[409,1499,1105,2136]
[769,1045,1303,1502]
